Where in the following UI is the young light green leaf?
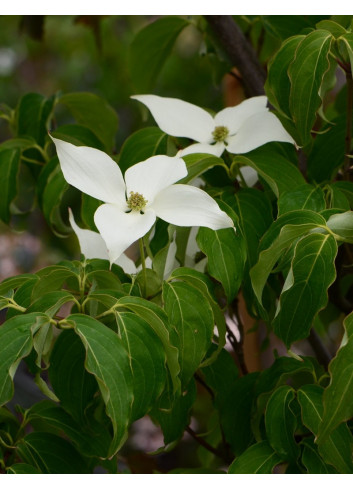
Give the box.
[298,384,353,473]
[0,313,49,406]
[273,233,337,347]
[163,281,214,386]
[129,16,189,92]
[197,227,245,303]
[317,312,353,443]
[250,210,327,306]
[326,211,353,242]
[228,441,282,474]
[58,92,118,152]
[69,314,134,456]
[0,148,20,224]
[288,30,333,146]
[265,385,300,463]
[115,312,167,421]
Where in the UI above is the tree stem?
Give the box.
[185,426,231,464]
[205,15,266,97]
[344,69,353,180]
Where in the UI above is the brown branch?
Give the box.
[185,426,232,464]
[205,15,266,97]
[308,328,332,370]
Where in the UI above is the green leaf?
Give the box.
[0,148,20,224]
[48,330,98,424]
[228,441,282,474]
[265,35,305,120]
[231,145,305,198]
[278,184,326,215]
[37,157,70,237]
[265,385,300,463]
[288,30,333,146]
[118,127,168,174]
[68,314,133,456]
[129,16,189,92]
[229,188,273,267]
[179,153,229,184]
[51,124,105,150]
[331,181,353,208]
[301,437,338,473]
[16,92,55,147]
[197,227,245,302]
[169,267,226,367]
[317,312,353,443]
[163,281,214,386]
[16,432,89,474]
[316,19,347,38]
[326,211,353,242]
[273,233,337,347]
[117,296,180,393]
[27,291,76,317]
[32,265,79,300]
[307,116,347,182]
[27,400,112,459]
[250,210,327,306]
[0,273,37,297]
[115,312,167,421]
[58,92,118,152]
[151,378,196,446]
[298,384,353,473]
[0,313,49,406]
[262,16,323,40]
[7,463,41,474]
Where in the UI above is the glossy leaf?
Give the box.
[273,233,337,347]
[16,432,89,474]
[228,441,282,474]
[48,330,98,423]
[69,314,133,456]
[163,281,214,385]
[0,313,49,406]
[118,127,168,174]
[117,296,180,393]
[278,184,326,215]
[179,153,229,184]
[265,35,305,119]
[231,145,305,198]
[298,384,353,473]
[250,210,327,306]
[129,16,189,92]
[317,312,353,443]
[0,148,20,224]
[115,312,167,421]
[288,30,333,146]
[197,227,245,302]
[265,385,300,463]
[58,92,118,152]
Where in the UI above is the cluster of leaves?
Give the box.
[1,15,353,474]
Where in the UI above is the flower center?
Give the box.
[212,125,229,143]
[126,191,148,212]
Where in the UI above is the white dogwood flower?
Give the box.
[131,94,295,157]
[68,208,138,274]
[51,137,234,265]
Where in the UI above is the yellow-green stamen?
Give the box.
[126,191,148,212]
[212,125,229,142]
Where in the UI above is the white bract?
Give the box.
[51,136,234,265]
[131,94,295,157]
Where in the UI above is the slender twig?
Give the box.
[185,426,232,464]
[194,373,215,401]
[344,69,353,180]
[205,15,266,97]
[226,323,248,376]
